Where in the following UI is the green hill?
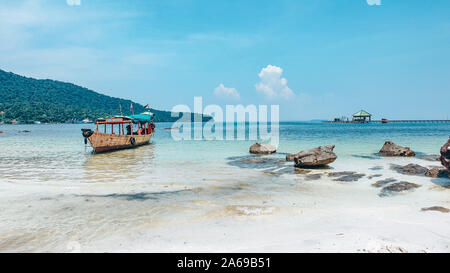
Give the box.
[0,69,211,124]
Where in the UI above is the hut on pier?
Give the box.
[352,110,372,123]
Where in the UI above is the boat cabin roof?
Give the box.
[95,113,153,124]
[129,114,153,123]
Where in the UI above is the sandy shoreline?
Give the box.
[0,153,449,253]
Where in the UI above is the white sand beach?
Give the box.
[0,134,449,253]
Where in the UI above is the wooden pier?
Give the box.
[324,120,450,124]
[326,109,449,124]
[371,120,450,123]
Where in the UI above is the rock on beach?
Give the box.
[291,145,337,167]
[379,141,415,157]
[440,139,450,171]
[249,143,277,155]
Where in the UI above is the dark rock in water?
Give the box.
[420,155,441,162]
[328,171,356,177]
[372,178,397,188]
[286,154,296,161]
[0,131,3,134]
[19,130,31,133]
[241,157,283,165]
[379,141,415,157]
[293,145,337,167]
[249,143,276,155]
[440,139,450,171]
[294,168,311,174]
[368,174,383,179]
[333,173,365,182]
[425,167,449,178]
[329,171,366,182]
[351,154,380,160]
[391,164,428,175]
[421,206,450,213]
[379,181,421,197]
[227,156,285,169]
[241,158,262,163]
[305,174,322,181]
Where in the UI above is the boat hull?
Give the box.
[87,132,152,153]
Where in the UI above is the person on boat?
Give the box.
[150,115,155,132]
[126,125,132,135]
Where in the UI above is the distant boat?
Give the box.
[82,112,155,153]
[381,118,388,124]
[66,120,84,124]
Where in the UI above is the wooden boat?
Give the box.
[82,112,155,153]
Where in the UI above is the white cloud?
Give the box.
[255,65,294,100]
[367,0,381,6]
[67,0,81,6]
[214,84,240,100]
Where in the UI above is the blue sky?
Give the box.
[0,0,449,120]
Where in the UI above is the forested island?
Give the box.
[0,69,211,124]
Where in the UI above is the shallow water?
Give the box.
[0,122,449,252]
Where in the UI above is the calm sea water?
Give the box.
[0,122,449,252]
[0,122,448,183]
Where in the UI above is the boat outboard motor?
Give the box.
[81,129,94,145]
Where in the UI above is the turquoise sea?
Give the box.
[0,122,448,181]
[0,122,449,252]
